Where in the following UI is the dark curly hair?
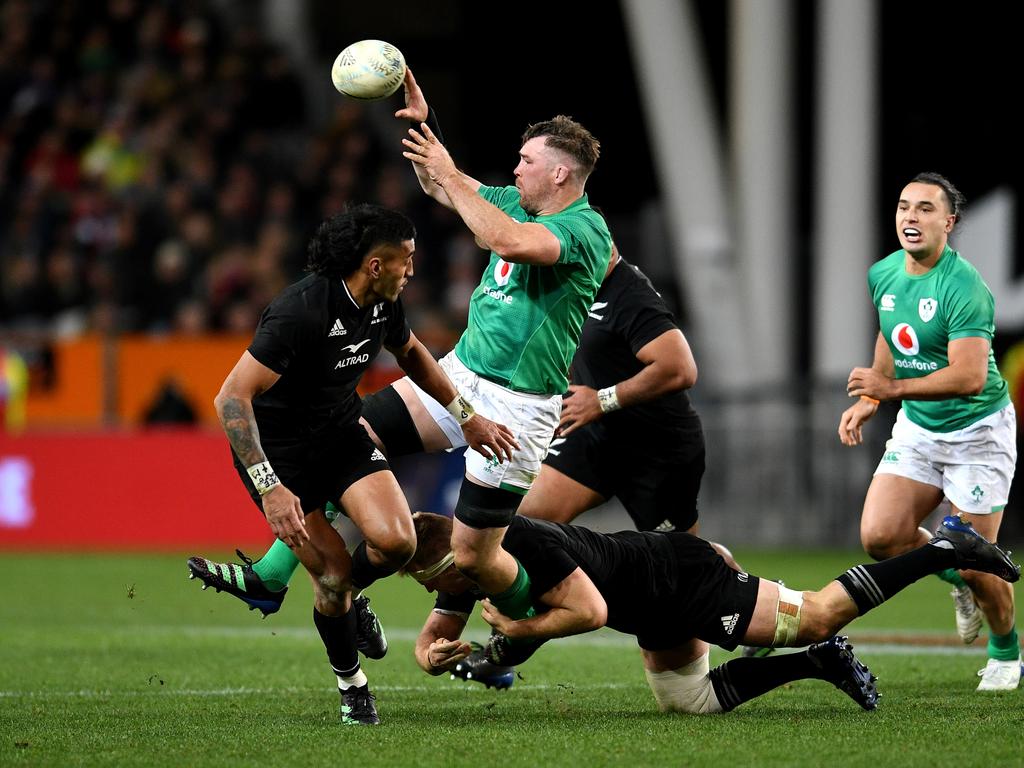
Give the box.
[306,204,416,279]
[910,172,966,228]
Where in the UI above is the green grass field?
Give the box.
[1,550,1021,767]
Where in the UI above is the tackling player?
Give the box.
[405,511,1019,712]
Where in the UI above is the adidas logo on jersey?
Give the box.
[721,613,740,635]
[328,319,347,337]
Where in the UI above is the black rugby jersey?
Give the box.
[247,273,410,441]
[434,516,689,636]
[571,258,696,438]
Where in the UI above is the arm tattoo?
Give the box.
[219,397,265,466]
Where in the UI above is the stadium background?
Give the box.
[1,0,1022,551]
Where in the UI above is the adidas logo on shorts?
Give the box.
[721,613,740,635]
[370,448,386,462]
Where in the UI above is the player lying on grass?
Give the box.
[404,511,1019,713]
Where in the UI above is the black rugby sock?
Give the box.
[835,543,956,614]
[351,541,398,590]
[313,605,360,678]
[709,651,821,711]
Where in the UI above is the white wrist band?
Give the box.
[445,393,475,425]
[246,460,281,496]
[597,386,621,413]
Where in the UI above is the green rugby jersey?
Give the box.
[454,185,611,394]
[868,244,1009,432]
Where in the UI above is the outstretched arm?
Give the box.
[402,123,561,265]
[395,68,479,210]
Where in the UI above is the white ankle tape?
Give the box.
[773,585,804,647]
[644,652,723,714]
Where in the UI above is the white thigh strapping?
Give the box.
[644,652,723,714]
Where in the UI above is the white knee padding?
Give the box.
[644,652,723,714]
[773,585,804,647]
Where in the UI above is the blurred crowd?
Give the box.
[0,0,477,354]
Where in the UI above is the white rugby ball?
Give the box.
[331,39,406,101]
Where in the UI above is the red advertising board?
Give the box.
[0,430,275,551]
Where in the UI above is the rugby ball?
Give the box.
[331,39,406,100]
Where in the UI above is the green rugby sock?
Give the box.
[987,627,1021,661]
[490,560,536,623]
[252,538,301,592]
[935,568,968,588]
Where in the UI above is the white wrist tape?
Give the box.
[597,385,621,413]
[445,393,475,425]
[246,460,281,496]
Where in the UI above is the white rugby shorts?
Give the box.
[874,403,1017,514]
[402,351,561,493]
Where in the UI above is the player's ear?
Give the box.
[553,164,570,185]
[367,255,382,278]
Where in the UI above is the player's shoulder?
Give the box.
[869,249,904,274]
[940,248,984,281]
[867,250,904,286]
[261,273,327,317]
[274,272,328,305]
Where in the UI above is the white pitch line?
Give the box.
[0,682,636,699]
[83,624,997,654]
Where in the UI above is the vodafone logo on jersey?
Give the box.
[891,323,920,356]
[493,259,514,286]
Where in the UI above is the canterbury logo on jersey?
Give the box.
[328,318,347,337]
[880,294,896,311]
[588,301,609,320]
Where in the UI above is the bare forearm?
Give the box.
[412,160,453,208]
[614,361,691,409]
[890,367,986,400]
[504,606,601,641]
[396,343,457,407]
[215,395,266,466]
[439,174,523,258]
